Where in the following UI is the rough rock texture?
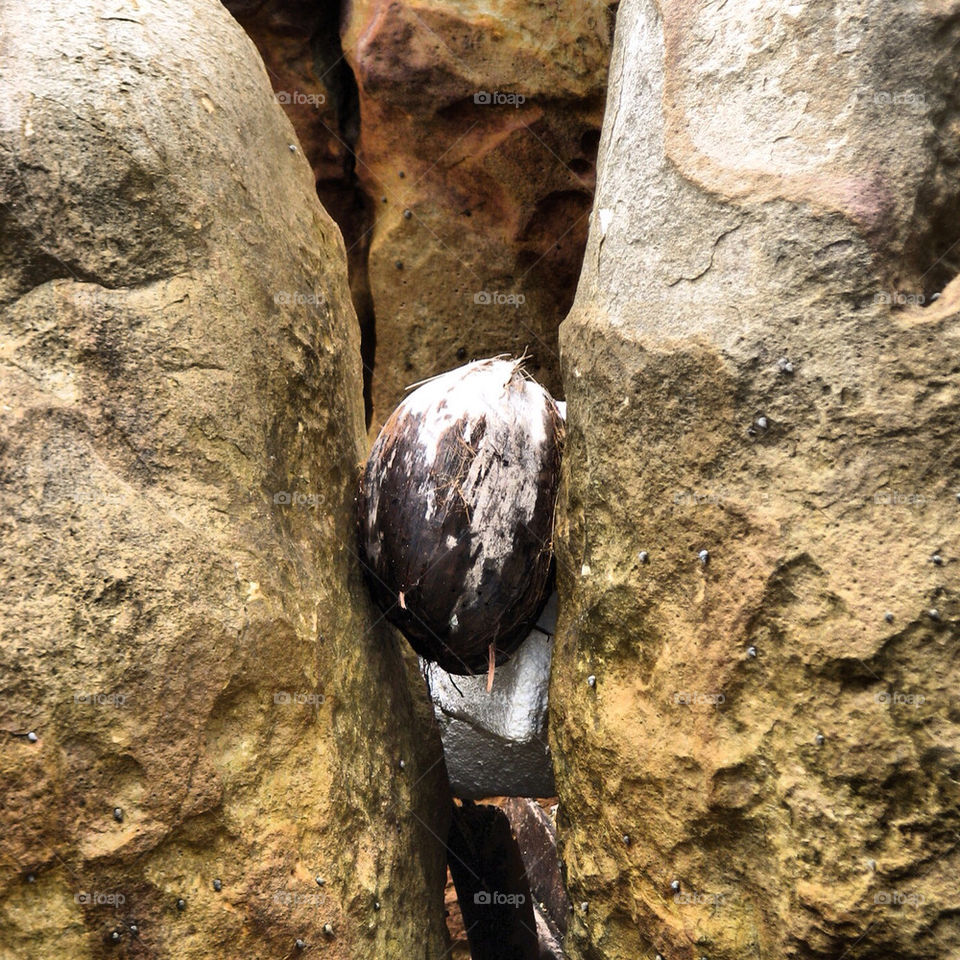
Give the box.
[552,2,960,959]
[443,867,472,960]
[0,2,448,958]
[342,0,617,430]
[448,800,539,960]
[222,0,378,421]
[427,593,557,798]
[500,797,568,957]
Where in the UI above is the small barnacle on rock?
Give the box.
[815,733,825,746]
[698,549,710,565]
[670,879,680,893]
[747,646,758,658]
[176,898,186,911]
[928,608,941,621]
[638,550,649,563]
[27,731,38,743]
[884,612,894,623]
[295,938,306,950]
[213,878,222,892]
[587,675,596,687]
[112,807,123,823]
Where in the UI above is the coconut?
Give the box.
[358,358,564,678]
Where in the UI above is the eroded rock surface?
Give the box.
[552,2,960,959]
[342,0,616,429]
[0,2,448,957]
[222,0,378,420]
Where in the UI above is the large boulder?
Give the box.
[222,0,378,421]
[342,0,616,429]
[552,2,960,959]
[0,2,448,958]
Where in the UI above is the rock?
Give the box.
[0,2,448,958]
[427,636,553,797]
[358,359,563,675]
[221,0,377,420]
[500,798,569,949]
[443,867,472,960]
[342,0,617,429]
[447,801,539,960]
[426,593,557,798]
[552,2,960,959]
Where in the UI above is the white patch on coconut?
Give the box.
[423,483,437,521]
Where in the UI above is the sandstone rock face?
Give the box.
[0,3,448,958]
[552,2,960,959]
[222,0,378,420]
[342,0,616,429]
